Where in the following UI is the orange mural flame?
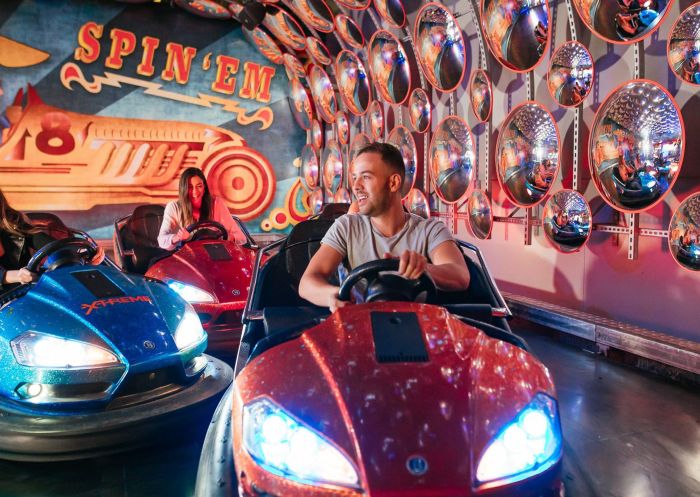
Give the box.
[0,85,276,220]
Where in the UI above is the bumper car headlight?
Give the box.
[174,306,207,350]
[243,398,360,489]
[11,331,119,368]
[476,393,562,487]
[167,280,215,303]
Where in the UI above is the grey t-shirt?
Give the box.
[321,213,455,269]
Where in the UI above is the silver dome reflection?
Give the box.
[548,41,594,107]
[336,51,372,116]
[429,116,475,204]
[669,193,700,271]
[387,126,418,198]
[466,190,493,240]
[542,190,592,252]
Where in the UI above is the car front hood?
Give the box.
[146,240,254,305]
[237,302,556,493]
[1,265,186,365]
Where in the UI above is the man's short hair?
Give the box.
[357,142,405,182]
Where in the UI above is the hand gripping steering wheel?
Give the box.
[337,259,436,304]
[184,221,228,242]
[26,237,98,273]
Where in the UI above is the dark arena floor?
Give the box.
[1,319,698,497]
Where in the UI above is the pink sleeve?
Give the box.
[213,197,246,244]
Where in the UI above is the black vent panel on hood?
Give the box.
[71,270,125,298]
[371,311,429,363]
[204,243,233,261]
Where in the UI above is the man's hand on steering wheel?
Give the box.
[387,250,428,280]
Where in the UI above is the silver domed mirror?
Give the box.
[669,193,700,271]
[668,4,700,86]
[290,0,334,33]
[429,116,475,204]
[301,144,320,188]
[283,54,306,81]
[369,30,411,105]
[548,41,594,107]
[466,189,493,240]
[336,14,365,50]
[244,27,284,64]
[404,188,430,219]
[322,139,344,194]
[337,0,370,8]
[374,0,406,28]
[368,100,384,140]
[308,64,337,124]
[572,0,671,44]
[309,188,324,214]
[496,102,560,207]
[306,37,332,66]
[542,190,592,253]
[387,126,418,198]
[469,69,492,122]
[482,0,550,72]
[336,50,372,116]
[408,88,431,133]
[311,119,323,150]
[414,3,466,92]
[263,5,306,51]
[289,78,314,130]
[336,111,350,145]
[589,80,684,212]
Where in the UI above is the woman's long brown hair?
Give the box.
[0,189,39,237]
[178,167,212,227]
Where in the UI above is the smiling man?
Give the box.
[299,142,470,312]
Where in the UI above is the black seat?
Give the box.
[115,205,170,274]
[26,212,72,240]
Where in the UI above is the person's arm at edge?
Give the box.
[299,243,346,311]
[157,202,181,250]
[213,197,245,244]
[426,240,470,291]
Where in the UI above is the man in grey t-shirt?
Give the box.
[299,142,470,312]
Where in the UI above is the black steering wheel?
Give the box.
[337,259,436,304]
[185,221,228,242]
[26,237,98,274]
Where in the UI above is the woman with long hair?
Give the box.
[158,167,245,250]
[0,189,49,288]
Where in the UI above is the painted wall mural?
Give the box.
[0,0,309,237]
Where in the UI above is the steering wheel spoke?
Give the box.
[337,259,436,304]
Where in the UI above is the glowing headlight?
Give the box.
[243,398,360,489]
[173,306,206,350]
[476,393,562,486]
[167,280,215,303]
[11,332,119,368]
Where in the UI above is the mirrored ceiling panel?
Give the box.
[668,4,700,86]
[290,0,334,33]
[496,102,560,207]
[404,188,430,219]
[589,80,684,212]
[322,139,344,194]
[308,65,338,123]
[548,41,594,107]
[408,88,431,133]
[469,69,493,122]
[482,0,550,71]
[243,27,284,65]
[429,116,475,204]
[368,30,411,105]
[387,126,418,198]
[336,14,366,50]
[572,0,671,44]
[542,190,592,253]
[336,50,372,116]
[301,144,319,188]
[374,0,406,28]
[414,3,466,92]
[306,37,332,66]
[263,5,307,51]
[669,192,700,271]
[289,77,314,130]
[368,100,385,140]
[465,190,493,240]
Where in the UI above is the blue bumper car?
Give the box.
[0,231,232,461]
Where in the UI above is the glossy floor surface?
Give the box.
[0,320,698,497]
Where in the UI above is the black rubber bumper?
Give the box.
[0,355,233,462]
